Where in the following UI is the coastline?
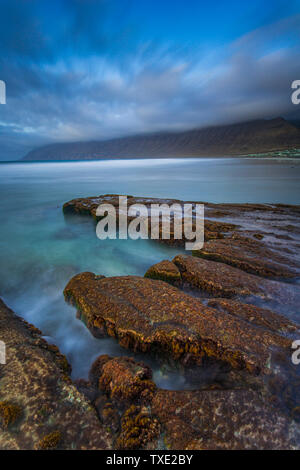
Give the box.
[1,193,300,449]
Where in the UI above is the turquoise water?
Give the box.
[0,158,300,387]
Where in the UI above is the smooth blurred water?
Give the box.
[0,158,299,387]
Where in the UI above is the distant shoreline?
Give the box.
[2,152,300,164]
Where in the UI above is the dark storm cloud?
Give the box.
[0,0,300,160]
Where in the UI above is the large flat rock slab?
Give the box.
[0,299,112,450]
[173,254,300,309]
[63,194,239,245]
[151,388,299,450]
[207,298,299,334]
[193,237,299,280]
[64,272,291,375]
[63,195,300,266]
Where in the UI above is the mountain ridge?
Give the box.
[23,117,300,161]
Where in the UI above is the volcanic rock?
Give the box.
[64,272,292,374]
[144,260,181,285]
[0,299,112,450]
[193,238,298,280]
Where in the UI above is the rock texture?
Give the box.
[173,254,270,298]
[193,237,298,280]
[64,272,292,375]
[61,192,300,450]
[207,298,298,334]
[91,355,156,404]
[0,299,112,450]
[62,194,239,247]
[2,192,299,450]
[151,389,298,450]
[62,194,300,258]
[173,254,300,308]
[144,260,181,285]
[84,354,299,450]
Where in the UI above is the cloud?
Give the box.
[0,2,300,160]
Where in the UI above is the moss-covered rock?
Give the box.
[64,272,292,374]
[144,260,181,285]
[173,254,300,309]
[207,298,299,334]
[97,356,156,404]
[115,405,160,450]
[93,395,120,434]
[193,237,298,280]
[0,402,22,429]
[0,299,112,450]
[37,431,62,450]
[152,389,298,449]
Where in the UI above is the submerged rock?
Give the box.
[64,272,292,374]
[0,299,112,450]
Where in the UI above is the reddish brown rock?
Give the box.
[193,238,298,280]
[63,195,300,249]
[0,401,22,429]
[63,194,240,246]
[88,354,112,386]
[155,219,237,246]
[173,254,269,298]
[95,356,156,404]
[207,298,299,334]
[91,355,299,450]
[64,272,292,374]
[0,299,112,450]
[115,404,161,450]
[74,378,99,403]
[144,260,181,285]
[152,389,298,450]
[36,431,62,450]
[63,194,182,219]
[93,395,120,434]
[173,254,300,308]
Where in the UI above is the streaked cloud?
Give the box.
[0,0,299,160]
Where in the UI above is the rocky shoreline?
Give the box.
[1,195,300,449]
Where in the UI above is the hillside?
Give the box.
[23,118,300,161]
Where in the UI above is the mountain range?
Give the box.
[23,117,300,161]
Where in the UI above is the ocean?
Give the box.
[0,157,299,387]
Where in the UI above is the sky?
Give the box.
[0,0,300,160]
